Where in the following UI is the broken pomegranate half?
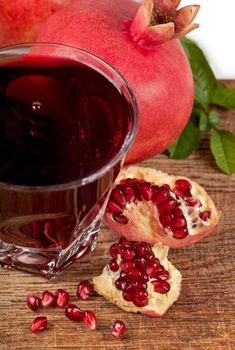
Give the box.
[105,167,221,248]
[93,238,182,316]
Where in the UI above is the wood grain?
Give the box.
[0,82,235,350]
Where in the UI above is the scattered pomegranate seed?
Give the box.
[30,316,48,333]
[55,289,70,308]
[76,280,93,300]
[109,259,119,272]
[27,294,41,312]
[41,291,56,307]
[65,304,84,322]
[111,320,126,337]
[83,311,97,330]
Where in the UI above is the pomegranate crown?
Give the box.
[131,0,200,46]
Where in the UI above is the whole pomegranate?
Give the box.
[37,0,199,163]
[93,238,182,316]
[0,0,69,47]
[105,167,221,248]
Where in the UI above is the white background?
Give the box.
[136,0,235,79]
[181,0,235,79]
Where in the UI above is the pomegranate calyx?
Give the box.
[130,0,200,46]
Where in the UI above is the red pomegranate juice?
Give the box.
[0,55,131,253]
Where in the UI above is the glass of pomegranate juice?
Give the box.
[0,43,138,278]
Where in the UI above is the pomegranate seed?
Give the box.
[139,271,149,282]
[146,260,160,276]
[157,198,177,212]
[55,289,70,308]
[173,207,184,218]
[122,292,133,301]
[120,260,135,271]
[171,217,187,229]
[200,210,211,221]
[187,199,202,207]
[120,270,128,278]
[65,304,84,321]
[27,295,41,312]
[132,280,147,290]
[30,316,47,333]
[122,184,136,202]
[136,257,147,271]
[145,251,155,261]
[76,280,92,300]
[152,186,170,204]
[111,186,126,207]
[109,244,118,259]
[107,201,122,213]
[136,182,153,201]
[133,298,148,307]
[150,265,165,279]
[118,237,133,249]
[155,269,169,280]
[121,247,135,261]
[127,269,141,280]
[152,280,171,294]
[109,259,119,272]
[159,212,174,227]
[175,179,192,198]
[115,277,132,292]
[83,311,97,330]
[135,243,148,257]
[112,213,129,224]
[111,320,126,337]
[41,291,56,307]
[134,290,148,301]
[172,227,188,239]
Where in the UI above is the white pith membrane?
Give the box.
[93,243,182,316]
[105,167,221,245]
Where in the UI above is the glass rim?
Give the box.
[0,42,139,192]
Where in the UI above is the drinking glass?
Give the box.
[0,43,139,278]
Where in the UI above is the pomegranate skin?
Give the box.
[0,0,69,47]
[37,0,195,163]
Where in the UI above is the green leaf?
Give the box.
[211,82,235,109]
[199,110,210,132]
[168,121,201,159]
[210,130,235,174]
[208,110,220,127]
[181,38,217,109]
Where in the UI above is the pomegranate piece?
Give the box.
[55,289,70,308]
[93,239,182,317]
[83,311,97,330]
[76,280,93,300]
[105,167,221,248]
[111,320,126,337]
[65,304,84,322]
[41,291,56,307]
[27,294,41,312]
[30,316,48,333]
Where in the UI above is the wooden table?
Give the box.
[0,82,234,350]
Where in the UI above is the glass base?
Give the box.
[0,218,101,279]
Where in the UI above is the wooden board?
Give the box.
[0,82,234,350]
